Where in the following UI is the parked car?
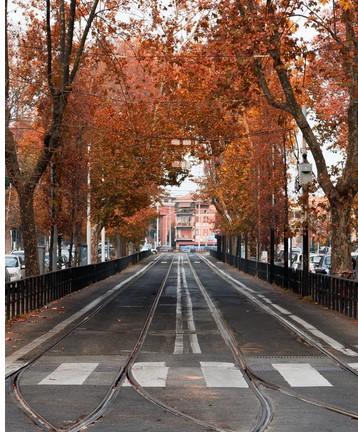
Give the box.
[158,246,173,252]
[151,248,158,254]
[44,254,68,271]
[11,250,25,266]
[5,255,25,281]
[309,254,324,273]
[315,254,331,275]
[180,246,191,253]
[291,253,302,270]
[292,253,323,272]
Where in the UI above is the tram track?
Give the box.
[7,254,166,432]
[195,254,358,421]
[9,255,252,432]
[8,252,357,432]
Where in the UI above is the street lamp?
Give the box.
[155,202,160,249]
[298,151,313,296]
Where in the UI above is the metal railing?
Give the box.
[5,251,151,321]
[211,251,358,319]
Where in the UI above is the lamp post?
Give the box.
[155,202,160,248]
[168,203,172,248]
[197,201,201,250]
[86,143,92,264]
[298,135,313,296]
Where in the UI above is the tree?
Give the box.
[162,0,356,274]
[214,0,356,274]
[5,0,118,275]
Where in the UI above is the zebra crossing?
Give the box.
[28,361,358,388]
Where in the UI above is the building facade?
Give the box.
[152,194,217,250]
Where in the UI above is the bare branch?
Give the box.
[46,0,54,92]
[59,0,66,90]
[69,0,100,84]
[254,59,291,112]
[269,49,335,198]
[63,0,76,85]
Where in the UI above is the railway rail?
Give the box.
[6,253,358,432]
[196,254,358,419]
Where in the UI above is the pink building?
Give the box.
[156,194,217,250]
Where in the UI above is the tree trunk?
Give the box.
[330,196,353,275]
[18,189,39,276]
[68,230,74,267]
[115,234,121,258]
[121,239,128,257]
[74,220,82,266]
[90,224,100,264]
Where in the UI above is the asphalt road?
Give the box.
[5,253,358,432]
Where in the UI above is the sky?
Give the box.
[166,11,344,200]
[166,159,204,197]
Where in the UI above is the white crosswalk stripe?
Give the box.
[348,363,358,370]
[37,361,337,388]
[200,362,248,388]
[272,363,332,387]
[39,363,99,385]
[123,362,169,387]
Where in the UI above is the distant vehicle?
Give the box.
[11,250,25,266]
[315,255,331,275]
[291,253,323,272]
[158,246,173,252]
[180,246,191,253]
[5,255,25,281]
[291,253,302,270]
[44,254,68,271]
[309,254,324,273]
[141,243,153,252]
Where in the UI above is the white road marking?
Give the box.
[6,258,158,377]
[290,315,315,330]
[348,363,358,370]
[262,297,272,303]
[181,265,201,354]
[199,255,358,357]
[127,362,169,387]
[200,362,248,388]
[290,315,357,356]
[271,304,291,315]
[194,261,201,264]
[174,255,184,354]
[161,261,168,263]
[272,363,332,387]
[39,363,98,385]
[309,329,358,356]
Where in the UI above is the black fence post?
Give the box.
[237,234,242,270]
[302,226,309,296]
[235,235,239,268]
[284,227,289,288]
[244,233,248,273]
[222,235,226,263]
[269,228,275,284]
[216,235,221,258]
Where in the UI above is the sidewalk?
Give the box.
[5,255,156,372]
[204,254,358,356]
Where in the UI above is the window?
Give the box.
[6,257,18,268]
